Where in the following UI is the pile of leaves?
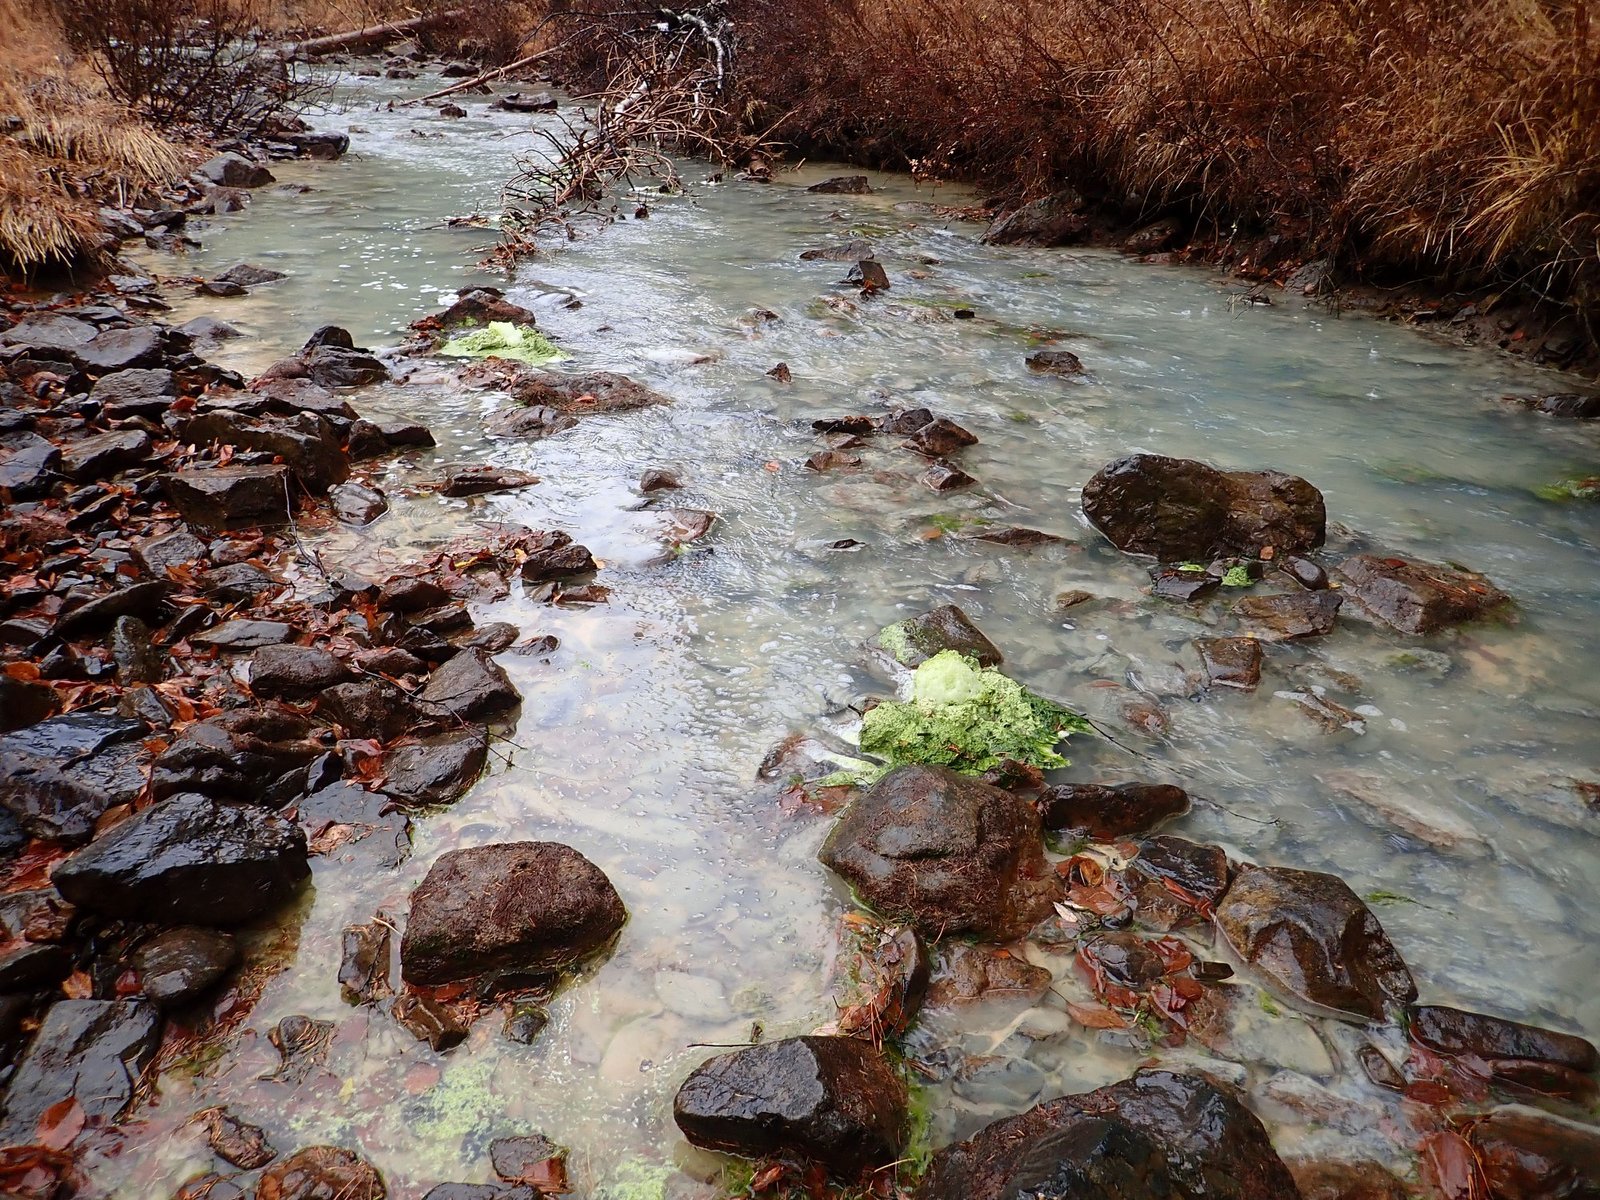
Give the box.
[858,650,1091,776]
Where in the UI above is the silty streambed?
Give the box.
[100,69,1600,1196]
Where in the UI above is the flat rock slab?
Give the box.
[877,604,1002,668]
[674,1036,907,1177]
[1409,1003,1597,1073]
[1233,590,1342,640]
[1195,637,1264,691]
[0,999,161,1144]
[1083,454,1325,560]
[1336,554,1511,634]
[818,764,1054,940]
[250,644,351,699]
[1215,864,1416,1022]
[164,465,292,529]
[191,619,294,650]
[439,465,540,497]
[52,792,309,925]
[400,841,626,985]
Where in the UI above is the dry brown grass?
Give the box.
[715,0,1599,318]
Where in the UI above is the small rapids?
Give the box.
[99,69,1600,1197]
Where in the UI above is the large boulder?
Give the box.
[182,410,349,492]
[1335,554,1511,634]
[919,1070,1300,1200]
[982,190,1089,247]
[673,1036,907,1178]
[1081,455,1325,560]
[875,604,1002,668]
[52,793,310,925]
[1463,1109,1600,1200]
[400,842,626,985]
[1215,865,1415,1022]
[0,1000,162,1144]
[818,765,1055,940]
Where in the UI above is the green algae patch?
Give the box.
[1535,475,1599,502]
[439,320,567,365]
[596,1159,678,1200]
[859,651,1091,776]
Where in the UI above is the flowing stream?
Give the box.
[101,69,1600,1197]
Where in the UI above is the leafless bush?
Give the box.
[495,2,780,259]
[51,0,323,135]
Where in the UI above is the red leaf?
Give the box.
[34,1099,83,1151]
[1420,1130,1486,1200]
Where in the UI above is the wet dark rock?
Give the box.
[1281,555,1329,590]
[830,918,928,1039]
[926,942,1052,1008]
[432,286,540,329]
[1151,567,1219,602]
[0,999,161,1143]
[966,526,1066,548]
[504,1003,549,1045]
[876,603,1003,668]
[202,1107,277,1170]
[493,92,556,112]
[0,712,149,842]
[640,468,681,492]
[808,175,872,194]
[203,561,283,602]
[801,238,873,262]
[463,623,520,654]
[57,579,169,637]
[919,1069,1300,1200]
[339,920,393,1005]
[216,263,287,286]
[1082,455,1326,560]
[1233,590,1342,640]
[519,532,597,582]
[287,130,349,160]
[133,927,238,1008]
[0,941,72,990]
[383,732,488,807]
[256,1146,385,1200]
[1463,1109,1600,1200]
[201,279,249,298]
[0,432,61,496]
[1123,218,1183,255]
[319,679,421,742]
[982,191,1089,247]
[196,153,275,188]
[392,991,468,1051]
[439,464,540,497]
[806,449,860,472]
[183,410,349,492]
[484,404,578,440]
[489,1134,567,1189]
[918,1108,1179,1200]
[848,259,891,291]
[1336,554,1511,635]
[1409,1004,1598,1073]
[1039,782,1190,839]
[52,792,309,925]
[250,644,351,699]
[59,429,152,481]
[1215,864,1416,1021]
[0,676,57,732]
[180,316,243,341]
[674,1036,907,1177]
[191,618,293,650]
[164,464,292,528]
[818,764,1054,940]
[77,325,165,372]
[1027,349,1086,376]
[136,528,206,576]
[422,1188,529,1200]
[1524,393,1600,419]
[902,417,978,458]
[330,480,388,525]
[110,615,163,682]
[299,782,410,869]
[400,842,626,986]
[922,462,977,491]
[1195,637,1263,691]
[300,345,389,389]
[418,647,519,721]
[91,367,177,419]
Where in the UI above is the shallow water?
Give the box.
[104,69,1600,1196]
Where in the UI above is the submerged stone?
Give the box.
[257,1146,385,1200]
[1336,554,1511,634]
[1233,590,1342,640]
[1195,637,1263,691]
[674,1036,907,1177]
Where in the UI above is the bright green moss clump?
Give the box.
[438,320,567,365]
[859,651,1091,775]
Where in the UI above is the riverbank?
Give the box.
[3,54,1599,1200]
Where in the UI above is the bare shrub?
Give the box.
[50,0,321,135]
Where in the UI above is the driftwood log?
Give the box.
[282,10,468,60]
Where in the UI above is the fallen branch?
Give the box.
[399,49,557,107]
[281,10,467,60]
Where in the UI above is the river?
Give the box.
[100,68,1600,1198]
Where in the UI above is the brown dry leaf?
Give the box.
[33,1099,83,1152]
[1067,1001,1130,1029]
[61,971,92,1000]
